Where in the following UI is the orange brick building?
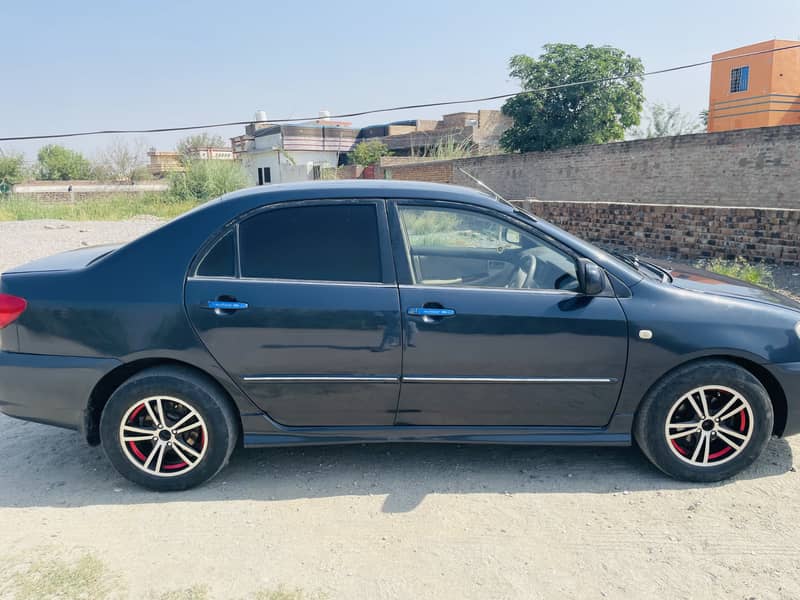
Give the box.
[707,39,800,132]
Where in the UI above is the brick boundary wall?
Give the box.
[372,125,800,265]
[450,125,800,209]
[382,161,452,184]
[379,124,800,209]
[514,200,800,265]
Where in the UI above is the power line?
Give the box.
[2,42,799,143]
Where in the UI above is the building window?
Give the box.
[730,66,749,93]
[257,167,271,185]
[312,165,321,180]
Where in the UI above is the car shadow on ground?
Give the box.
[0,417,794,513]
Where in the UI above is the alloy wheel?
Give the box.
[119,396,209,477]
[664,385,754,466]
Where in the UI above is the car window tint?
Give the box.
[400,208,522,251]
[397,206,578,291]
[196,230,236,277]
[240,204,382,282]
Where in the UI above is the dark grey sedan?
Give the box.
[1,181,798,490]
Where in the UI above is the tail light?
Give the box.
[0,294,27,329]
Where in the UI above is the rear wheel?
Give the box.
[100,366,238,491]
[634,360,773,482]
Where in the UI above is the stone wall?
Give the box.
[515,200,800,265]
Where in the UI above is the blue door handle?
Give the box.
[408,307,456,317]
[206,300,249,310]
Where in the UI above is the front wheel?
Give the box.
[634,360,773,482]
[100,366,238,491]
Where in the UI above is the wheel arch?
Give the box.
[633,354,787,437]
[85,357,243,445]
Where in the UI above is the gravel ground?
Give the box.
[0,220,799,599]
[772,267,800,301]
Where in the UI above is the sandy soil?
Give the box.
[0,220,799,599]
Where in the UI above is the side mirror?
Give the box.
[577,259,605,296]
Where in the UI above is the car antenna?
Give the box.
[457,167,515,209]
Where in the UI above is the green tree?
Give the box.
[628,102,702,138]
[0,150,26,185]
[177,133,228,158]
[349,140,391,166]
[699,109,709,128]
[36,145,94,180]
[169,159,248,202]
[500,44,645,152]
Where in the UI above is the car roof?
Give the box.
[209,180,511,214]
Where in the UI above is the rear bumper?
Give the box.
[0,351,120,435]
[769,361,800,437]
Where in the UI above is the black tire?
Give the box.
[634,360,773,482]
[100,366,238,491]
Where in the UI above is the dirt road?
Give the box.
[0,220,798,599]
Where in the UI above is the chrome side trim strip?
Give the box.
[242,375,616,384]
[243,376,399,383]
[398,284,579,296]
[402,376,617,384]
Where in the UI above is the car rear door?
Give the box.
[390,200,629,427]
[185,199,402,427]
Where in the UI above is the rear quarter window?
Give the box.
[196,230,236,277]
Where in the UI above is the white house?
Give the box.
[236,115,359,186]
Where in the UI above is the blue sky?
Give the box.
[2,0,799,160]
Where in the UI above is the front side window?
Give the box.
[730,66,749,93]
[239,204,382,282]
[397,205,578,291]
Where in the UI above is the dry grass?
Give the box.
[0,551,123,600]
[154,585,211,600]
[0,193,200,221]
[0,549,321,600]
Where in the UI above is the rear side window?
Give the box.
[196,230,236,277]
[239,204,382,282]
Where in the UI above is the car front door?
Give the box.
[185,200,402,427]
[390,201,628,427]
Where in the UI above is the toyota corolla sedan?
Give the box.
[1,181,798,490]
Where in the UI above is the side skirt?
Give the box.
[240,415,631,448]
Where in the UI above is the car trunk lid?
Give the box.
[2,244,121,274]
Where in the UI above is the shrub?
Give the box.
[0,151,27,185]
[349,140,390,166]
[169,159,249,202]
[703,257,774,288]
[419,135,474,160]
